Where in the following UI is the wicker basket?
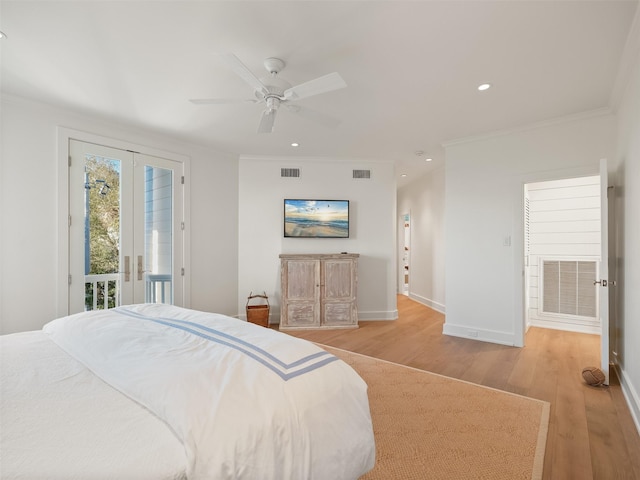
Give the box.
[246,292,270,327]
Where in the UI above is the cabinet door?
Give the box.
[322,258,357,326]
[282,259,321,328]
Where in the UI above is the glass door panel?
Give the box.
[84,154,122,310]
[143,165,173,304]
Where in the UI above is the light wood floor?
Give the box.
[279,295,640,480]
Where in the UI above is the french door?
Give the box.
[68,139,183,313]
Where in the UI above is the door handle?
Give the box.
[124,256,131,282]
[593,279,608,287]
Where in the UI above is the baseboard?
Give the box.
[442,322,517,346]
[615,364,640,436]
[406,293,446,314]
[529,319,600,335]
[246,311,400,324]
[358,310,398,321]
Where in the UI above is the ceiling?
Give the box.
[1,1,638,187]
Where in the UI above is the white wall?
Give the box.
[396,166,446,312]
[613,45,640,431]
[444,112,616,346]
[0,94,239,334]
[237,156,397,322]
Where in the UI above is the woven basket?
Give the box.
[246,292,270,327]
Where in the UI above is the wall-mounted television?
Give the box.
[284,199,349,238]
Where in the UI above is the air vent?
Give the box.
[353,169,371,179]
[542,260,597,318]
[281,168,300,178]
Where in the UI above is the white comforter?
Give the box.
[1,330,186,480]
[41,304,375,480]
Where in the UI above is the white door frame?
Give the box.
[56,127,191,317]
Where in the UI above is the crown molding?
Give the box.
[238,154,394,164]
[442,107,613,148]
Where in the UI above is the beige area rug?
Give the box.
[323,346,550,480]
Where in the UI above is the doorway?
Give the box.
[523,175,601,334]
[68,139,184,314]
[401,213,410,295]
[522,162,611,383]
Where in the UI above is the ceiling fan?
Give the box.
[190,54,347,134]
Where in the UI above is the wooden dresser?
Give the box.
[279,253,359,330]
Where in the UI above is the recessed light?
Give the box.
[425,158,433,162]
[401,173,407,177]
[291,142,299,147]
[0,31,7,39]
[478,83,491,91]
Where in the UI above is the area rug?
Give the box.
[323,346,550,480]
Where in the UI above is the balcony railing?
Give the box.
[146,273,173,304]
[85,273,120,311]
[84,273,172,311]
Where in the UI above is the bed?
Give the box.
[0,304,375,479]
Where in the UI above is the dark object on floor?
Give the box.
[582,366,606,386]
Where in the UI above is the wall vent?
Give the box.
[542,260,597,318]
[353,169,371,179]
[281,168,300,178]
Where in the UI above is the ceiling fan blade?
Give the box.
[257,109,277,134]
[189,98,258,105]
[284,72,347,101]
[285,105,341,129]
[219,53,268,95]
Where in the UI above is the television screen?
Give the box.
[284,199,349,238]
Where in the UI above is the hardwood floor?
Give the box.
[279,295,640,480]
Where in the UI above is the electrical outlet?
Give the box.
[468,330,479,338]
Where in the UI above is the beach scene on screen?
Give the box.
[284,200,349,238]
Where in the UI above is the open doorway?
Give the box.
[522,165,613,385]
[523,175,601,334]
[401,213,410,296]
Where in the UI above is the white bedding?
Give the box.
[1,304,375,480]
[0,330,186,480]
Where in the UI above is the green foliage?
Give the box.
[86,157,120,275]
[85,280,117,310]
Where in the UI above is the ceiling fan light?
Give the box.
[265,96,281,112]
